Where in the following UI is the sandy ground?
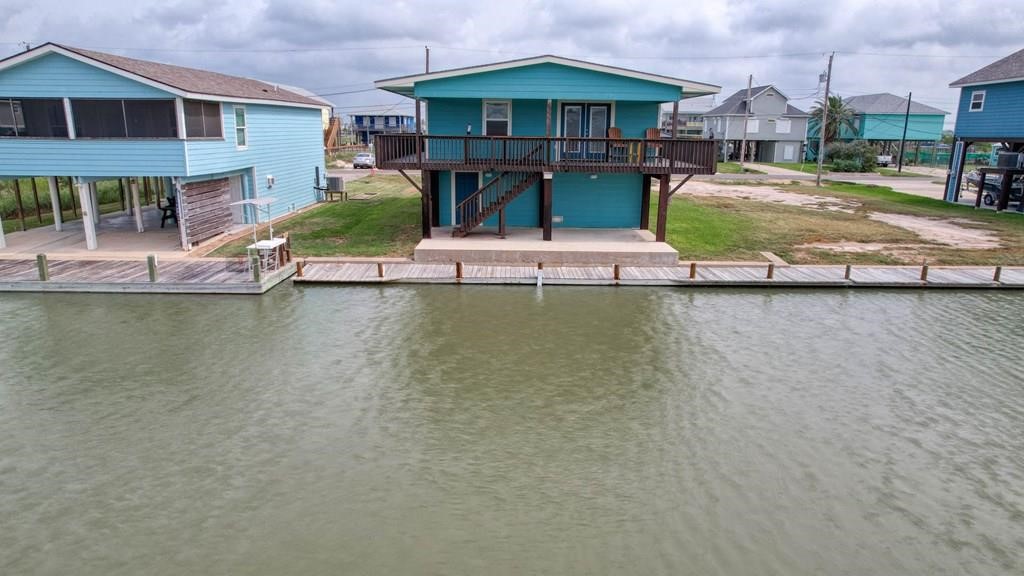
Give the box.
[683,181,1002,254]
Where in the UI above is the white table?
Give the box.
[246,238,287,272]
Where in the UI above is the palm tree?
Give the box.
[809,95,857,145]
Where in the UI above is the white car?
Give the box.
[876,154,893,167]
[353,152,375,169]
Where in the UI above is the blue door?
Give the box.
[561,103,610,161]
[454,172,479,225]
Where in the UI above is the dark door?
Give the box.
[454,172,479,225]
[561,103,610,160]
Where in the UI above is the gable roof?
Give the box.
[843,93,947,115]
[375,54,720,99]
[0,43,326,108]
[705,85,808,116]
[950,48,1024,87]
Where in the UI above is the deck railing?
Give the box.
[375,134,718,175]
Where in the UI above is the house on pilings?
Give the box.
[373,55,720,245]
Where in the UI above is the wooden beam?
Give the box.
[655,175,670,242]
[668,174,693,197]
[130,178,144,232]
[77,180,97,250]
[542,174,553,241]
[67,177,78,217]
[47,177,63,232]
[396,169,423,193]
[119,178,127,213]
[13,179,26,231]
[421,169,432,239]
[640,174,651,230]
[671,101,679,140]
[415,98,423,167]
[31,178,42,223]
[143,177,152,206]
[545,99,552,137]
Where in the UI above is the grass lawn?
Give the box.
[764,162,832,175]
[209,175,422,258]
[875,167,931,178]
[716,162,764,174]
[662,181,1024,265]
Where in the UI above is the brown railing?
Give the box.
[375,134,718,175]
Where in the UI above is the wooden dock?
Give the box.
[294,261,1024,289]
[0,257,295,294]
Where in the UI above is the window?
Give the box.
[71,99,176,138]
[234,106,247,148]
[776,119,792,134]
[183,100,222,138]
[483,101,510,136]
[0,98,68,137]
[970,90,985,112]
[746,119,759,133]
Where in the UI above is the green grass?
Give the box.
[716,162,764,175]
[209,175,422,258]
[875,167,931,178]
[764,162,832,174]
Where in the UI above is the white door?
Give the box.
[229,175,245,224]
[783,144,795,161]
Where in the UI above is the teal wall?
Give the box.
[416,63,682,101]
[427,98,659,137]
[820,113,945,141]
[954,80,1024,139]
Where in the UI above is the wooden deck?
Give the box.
[294,262,1024,289]
[0,257,295,294]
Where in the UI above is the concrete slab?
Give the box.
[0,206,185,258]
[414,227,679,265]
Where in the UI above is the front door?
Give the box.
[561,103,610,160]
[454,172,479,225]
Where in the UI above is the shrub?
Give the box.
[826,141,877,172]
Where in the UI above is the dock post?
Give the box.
[993,266,1002,283]
[920,263,929,282]
[377,262,385,278]
[689,262,697,279]
[295,260,304,278]
[613,264,620,281]
[844,264,852,280]
[455,261,463,282]
[537,262,544,287]
[147,254,159,283]
[36,254,49,281]
[767,263,775,279]
[250,255,261,282]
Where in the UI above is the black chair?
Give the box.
[160,196,178,228]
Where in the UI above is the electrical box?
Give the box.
[327,176,345,192]
[266,175,276,188]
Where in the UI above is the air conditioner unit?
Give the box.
[327,176,345,192]
[996,152,1024,169]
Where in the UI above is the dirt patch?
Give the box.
[867,213,1001,249]
[684,181,859,212]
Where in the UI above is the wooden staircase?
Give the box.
[452,172,541,237]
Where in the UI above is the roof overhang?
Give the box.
[375,54,721,99]
[0,43,327,110]
[950,76,1024,88]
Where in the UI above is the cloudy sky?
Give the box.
[2,0,1021,129]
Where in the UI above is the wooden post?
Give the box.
[844,264,852,280]
[147,254,159,282]
[767,263,775,279]
[671,100,679,140]
[119,178,127,213]
[455,261,463,281]
[77,180,97,250]
[13,179,26,231]
[997,170,1013,212]
[974,172,985,208]
[31,178,42,223]
[295,260,304,278]
[377,262,385,278]
[130,178,144,232]
[414,98,423,167]
[250,255,261,282]
[421,169,432,239]
[67,177,78,217]
[640,174,651,230]
[0,211,5,248]
[89,182,100,225]
[655,175,670,242]
[36,254,49,281]
[613,263,620,281]
[920,263,929,282]
[143,177,152,206]
[689,262,697,279]
[542,174,553,241]
[47,177,63,232]
[498,208,506,238]
[993,266,1002,283]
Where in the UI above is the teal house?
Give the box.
[373,55,719,243]
[806,93,947,159]
[0,43,327,251]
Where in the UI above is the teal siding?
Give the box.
[436,169,540,228]
[0,139,185,177]
[186,104,325,218]
[614,102,660,138]
[427,98,659,138]
[416,63,681,102]
[0,52,174,98]
[437,170,452,226]
[953,81,1024,139]
[553,173,641,228]
[860,114,944,141]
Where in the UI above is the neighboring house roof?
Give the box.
[950,48,1024,87]
[843,93,947,115]
[704,85,809,116]
[375,54,720,98]
[0,42,326,108]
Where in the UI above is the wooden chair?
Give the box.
[644,128,664,162]
[608,127,627,162]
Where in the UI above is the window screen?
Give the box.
[0,98,68,137]
[124,100,176,137]
[184,100,222,138]
[72,99,127,137]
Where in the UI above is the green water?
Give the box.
[1,287,1022,575]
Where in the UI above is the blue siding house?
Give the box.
[0,43,326,250]
[373,55,719,245]
[945,48,1024,201]
[351,114,415,145]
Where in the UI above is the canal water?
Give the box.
[1,287,1022,575]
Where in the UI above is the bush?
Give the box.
[826,141,877,172]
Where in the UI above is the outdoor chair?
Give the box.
[608,127,628,163]
[645,128,663,163]
[160,196,178,228]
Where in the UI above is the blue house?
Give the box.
[945,48,1024,201]
[373,55,720,245]
[0,43,327,251]
[351,114,415,145]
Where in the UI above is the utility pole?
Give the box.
[816,52,834,187]
[739,74,752,166]
[897,91,912,173]
[425,45,430,73]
